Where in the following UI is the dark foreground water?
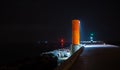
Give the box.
[0,42,70,70]
[70,47,120,70]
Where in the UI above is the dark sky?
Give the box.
[1,0,120,43]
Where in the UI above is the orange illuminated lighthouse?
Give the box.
[72,19,80,45]
[71,19,81,54]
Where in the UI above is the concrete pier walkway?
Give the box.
[70,45,120,70]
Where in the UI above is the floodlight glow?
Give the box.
[83,44,118,48]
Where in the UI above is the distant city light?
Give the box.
[60,38,64,48]
[90,37,93,41]
[90,33,94,36]
[90,33,94,41]
[60,39,64,43]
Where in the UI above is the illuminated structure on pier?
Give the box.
[72,20,80,45]
[71,19,81,54]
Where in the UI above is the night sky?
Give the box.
[1,0,120,43]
